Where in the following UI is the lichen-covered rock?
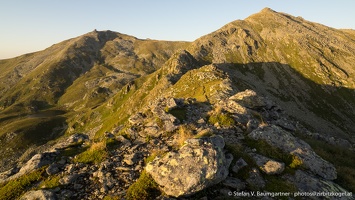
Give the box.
[8,152,57,181]
[250,153,285,175]
[128,112,145,125]
[249,125,337,180]
[146,135,233,197]
[291,170,354,200]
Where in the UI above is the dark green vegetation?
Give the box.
[208,112,235,127]
[73,141,107,164]
[167,107,187,122]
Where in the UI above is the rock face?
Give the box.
[14,152,57,180]
[290,170,353,200]
[249,125,337,180]
[146,135,233,197]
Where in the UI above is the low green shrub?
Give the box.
[39,175,61,189]
[125,170,160,200]
[0,167,45,200]
[208,113,235,127]
[168,107,187,122]
[73,142,107,164]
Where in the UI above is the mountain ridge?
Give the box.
[0,8,354,199]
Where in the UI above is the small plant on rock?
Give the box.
[208,112,235,127]
[289,155,303,169]
[177,125,194,147]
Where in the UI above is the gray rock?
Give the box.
[165,97,178,109]
[11,152,56,180]
[54,133,89,149]
[20,190,56,200]
[222,177,246,191]
[123,152,140,166]
[274,118,296,132]
[219,188,233,197]
[116,135,131,148]
[250,153,285,175]
[232,158,248,173]
[229,90,266,109]
[128,112,145,125]
[0,167,19,183]
[59,173,80,185]
[143,125,160,138]
[65,164,75,173]
[58,158,67,165]
[246,119,260,133]
[246,168,266,189]
[74,183,83,190]
[104,131,114,138]
[46,163,61,175]
[291,170,354,200]
[58,190,74,200]
[146,135,232,197]
[249,125,337,180]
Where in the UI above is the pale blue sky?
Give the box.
[0,0,354,59]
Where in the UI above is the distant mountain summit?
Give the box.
[0,8,354,199]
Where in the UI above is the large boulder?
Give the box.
[291,170,353,200]
[6,152,57,181]
[146,135,233,197]
[249,125,337,180]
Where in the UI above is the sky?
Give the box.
[0,0,354,59]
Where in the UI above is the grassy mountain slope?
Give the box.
[0,32,188,171]
[186,8,355,139]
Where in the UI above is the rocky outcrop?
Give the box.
[290,170,354,200]
[9,152,57,182]
[163,50,199,83]
[20,190,56,200]
[146,135,233,197]
[249,125,337,180]
[53,133,89,150]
